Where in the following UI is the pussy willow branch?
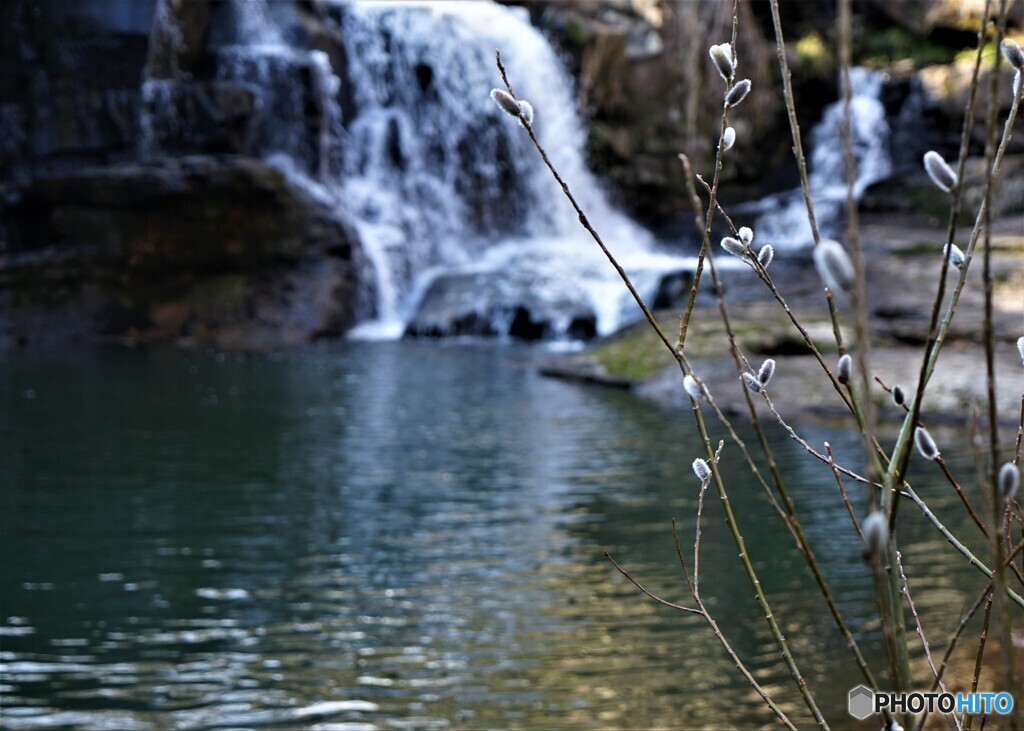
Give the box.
[675,154,706,351]
[696,180,857,416]
[885,0,1003,527]
[825,443,864,540]
[880,369,996,535]
[934,70,1022,727]
[498,39,828,727]
[694,376,798,539]
[671,520,800,731]
[603,551,701,615]
[1015,394,1023,463]
[983,1,1009,521]
[603,449,800,731]
[767,0,845,353]
[913,541,1024,731]
[837,0,878,485]
[962,596,993,731]
[763,392,879,487]
[604,549,796,731]
[690,174,882,690]
[681,0,739,356]
[981,2,1021,715]
[895,550,959,731]
[495,53,679,363]
[691,404,829,729]
[903,485,1024,609]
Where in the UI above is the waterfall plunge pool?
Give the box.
[0,341,988,729]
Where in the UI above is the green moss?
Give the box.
[890,241,942,257]
[955,33,1024,64]
[564,19,590,48]
[794,32,832,77]
[590,316,677,381]
[857,27,958,67]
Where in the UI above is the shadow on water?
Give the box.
[0,342,989,729]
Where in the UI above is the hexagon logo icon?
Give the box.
[848,685,875,720]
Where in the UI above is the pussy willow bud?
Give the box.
[757,244,774,269]
[725,79,751,107]
[861,511,888,561]
[813,239,855,295]
[742,372,762,394]
[518,100,534,126]
[1016,336,1023,364]
[914,426,940,461]
[1001,39,1024,71]
[923,151,957,193]
[693,458,711,483]
[837,353,853,385]
[999,462,1020,501]
[757,358,775,386]
[943,244,965,269]
[737,226,753,246]
[709,43,735,81]
[722,126,736,151]
[891,385,905,407]
[490,88,522,118]
[720,236,747,257]
[684,375,705,401]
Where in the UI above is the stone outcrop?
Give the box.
[919,60,1024,154]
[515,0,782,223]
[0,0,367,350]
[1,156,367,350]
[866,0,1024,37]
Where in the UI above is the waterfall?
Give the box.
[140,0,344,185]
[334,0,688,339]
[138,0,692,341]
[753,67,892,248]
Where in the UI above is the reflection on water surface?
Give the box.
[0,342,986,729]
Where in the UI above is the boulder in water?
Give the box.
[404,269,599,342]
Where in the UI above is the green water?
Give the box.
[0,342,989,729]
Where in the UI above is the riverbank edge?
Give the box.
[539,212,1024,429]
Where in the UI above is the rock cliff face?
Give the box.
[508,0,1022,225]
[513,0,782,224]
[2,156,366,350]
[0,0,365,350]
[1,0,1019,349]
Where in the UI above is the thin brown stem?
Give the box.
[603,550,701,615]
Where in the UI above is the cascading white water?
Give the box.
[141,0,694,340]
[215,0,344,185]
[754,67,892,248]
[335,0,690,339]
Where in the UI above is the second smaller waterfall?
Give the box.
[753,68,892,248]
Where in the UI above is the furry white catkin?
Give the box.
[861,511,888,560]
[923,151,957,193]
[813,239,854,294]
[709,43,735,81]
[914,426,940,461]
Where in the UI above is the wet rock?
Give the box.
[0,156,366,351]
[919,60,1023,154]
[405,270,599,342]
[865,0,1024,37]
[515,0,780,224]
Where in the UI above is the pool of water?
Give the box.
[0,341,989,729]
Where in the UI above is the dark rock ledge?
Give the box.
[0,156,368,352]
